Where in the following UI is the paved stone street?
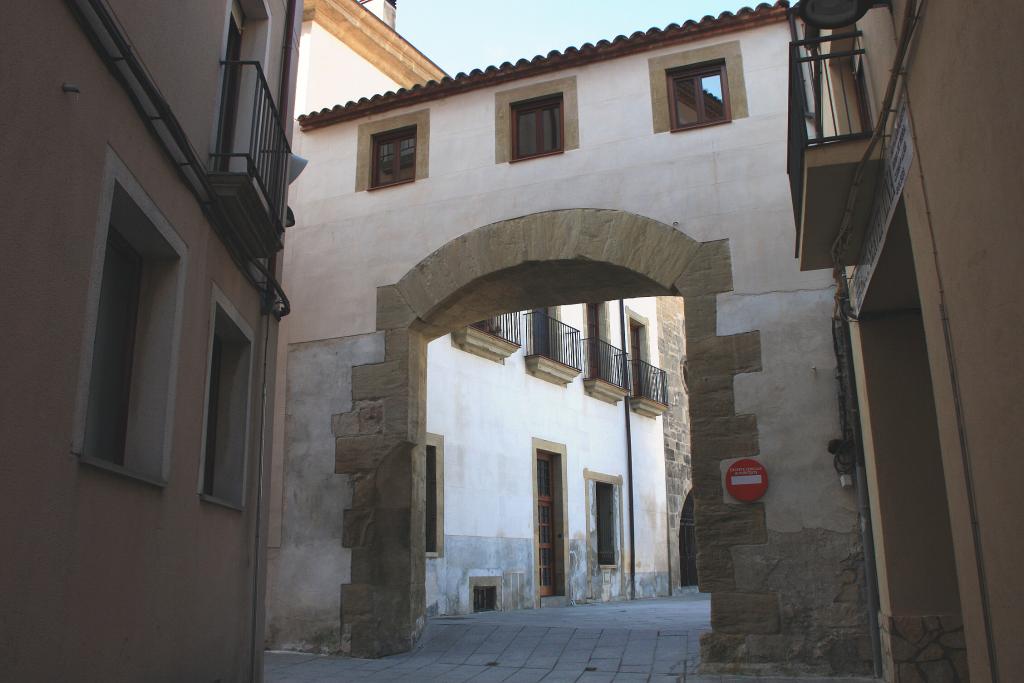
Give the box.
[265,593,876,683]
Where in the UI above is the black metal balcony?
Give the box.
[631,359,668,405]
[525,311,582,371]
[583,338,630,391]
[209,60,291,258]
[787,31,872,239]
[470,312,522,346]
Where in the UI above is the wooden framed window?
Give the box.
[425,444,438,553]
[667,62,731,131]
[371,126,417,189]
[595,482,615,566]
[511,95,563,161]
[424,434,445,556]
[536,451,555,596]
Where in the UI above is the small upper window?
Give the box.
[371,126,417,189]
[512,95,563,161]
[667,63,730,131]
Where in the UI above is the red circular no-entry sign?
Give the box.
[725,458,769,502]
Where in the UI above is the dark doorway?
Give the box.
[680,491,698,586]
[585,303,602,378]
[215,10,243,171]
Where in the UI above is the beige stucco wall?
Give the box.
[855,2,1024,679]
[852,314,960,615]
[0,2,293,680]
[295,20,403,116]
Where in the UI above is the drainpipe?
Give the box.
[250,4,296,676]
[277,0,298,122]
[618,300,637,600]
[249,310,274,680]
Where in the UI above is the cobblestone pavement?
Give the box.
[265,592,876,683]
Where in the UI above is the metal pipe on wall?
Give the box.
[251,2,297,676]
[619,299,637,600]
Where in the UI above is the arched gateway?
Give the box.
[332,208,765,657]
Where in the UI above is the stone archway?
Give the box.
[331,209,765,658]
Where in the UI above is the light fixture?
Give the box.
[797,0,875,29]
[288,153,308,184]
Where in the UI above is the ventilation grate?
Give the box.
[473,585,497,612]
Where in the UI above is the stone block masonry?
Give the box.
[657,296,691,594]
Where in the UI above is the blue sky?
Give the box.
[395,1,751,76]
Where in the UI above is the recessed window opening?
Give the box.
[512,95,563,161]
[84,229,142,466]
[80,180,184,484]
[371,126,417,188]
[596,482,615,566]
[200,300,253,507]
[425,444,438,553]
[668,63,730,131]
[473,585,497,612]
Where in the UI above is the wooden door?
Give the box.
[585,303,601,378]
[537,452,555,597]
[532,308,550,357]
[630,321,643,395]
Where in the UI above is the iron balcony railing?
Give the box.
[470,312,522,346]
[583,338,630,391]
[212,60,291,233]
[631,358,668,405]
[525,311,582,371]
[787,31,872,231]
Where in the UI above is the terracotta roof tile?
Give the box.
[299,1,790,130]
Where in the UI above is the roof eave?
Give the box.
[299,1,790,131]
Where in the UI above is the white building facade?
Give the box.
[424,298,678,616]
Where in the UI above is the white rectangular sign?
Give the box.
[850,94,914,314]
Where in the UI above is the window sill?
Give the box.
[77,454,167,489]
[509,149,565,164]
[599,564,618,570]
[426,551,440,559]
[367,177,416,192]
[669,118,732,134]
[199,493,245,512]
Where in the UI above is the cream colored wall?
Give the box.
[0,1,290,680]
[285,23,832,344]
[851,314,960,616]
[295,20,403,116]
[855,3,1024,679]
[107,0,292,158]
[280,19,849,540]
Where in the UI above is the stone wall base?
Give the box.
[880,613,969,682]
[701,527,874,677]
